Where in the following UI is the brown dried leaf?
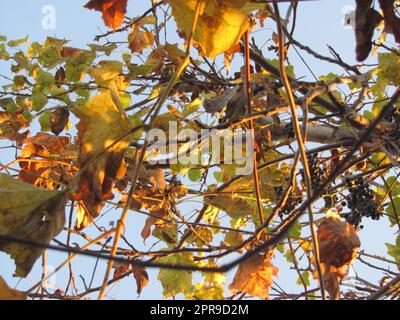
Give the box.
[51,107,70,136]
[133,266,149,295]
[141,208,168,241]
[315,215,361,300]
[317,215,361,268]
[0,276,27,300]
[229,253,278,299]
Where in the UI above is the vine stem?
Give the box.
[97,0,204,300]
[271,0,326,300]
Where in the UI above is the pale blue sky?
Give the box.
[0,0,398,300]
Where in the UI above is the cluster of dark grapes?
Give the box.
[284,122,295,139]
[385,106,400,124]
[300,153,337,208]
[343,176,380,228]
[274,186,302,217]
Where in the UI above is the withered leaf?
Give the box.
[0,276,27,300]
[112,262,149,295]
[54,66,66,86]
[317,215,361,268]
[141,208,168,241]
[51,106,69,136]
[133,266,149,295]
[0,174,66,277]
[229,253,278,299]
[84,0,128,30]
[315,215,361,300]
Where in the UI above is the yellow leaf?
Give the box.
[0,276,27,300]
[167,0,263,58]
[72,91,132,227]
[89,60,123,87]
[0,174,66,277]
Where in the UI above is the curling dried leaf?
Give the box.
[316,215,361,300]
[229,253,278,299]
[133,266,149,295]
[0,174,66,277]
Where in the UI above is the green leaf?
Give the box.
[187,227,213,247]
[157,252,193,297]
[31,92,48,111]
[119,92,131,108]
[88,43,117,56]
[39,37,68,69]
[0,43,9,61]
[152,223,178,244]
[35,70,55,94]
[191,283,224,300]
[188,168,203,182]
[65,50,96,82]
[288,221,302,238]
[386,197,400,227]
[39,110,52,132]
[13,51,31,71]
[89,60,123,86]
[296,271,310,286]
[7,36,29,48]
[0,174,66,277]
[224,230,243,247]
[377,52,400,85]
[386,234,400,271]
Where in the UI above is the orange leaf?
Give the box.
[128,28,155,54]
[84,0,128,30]
[229,253,278,299]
